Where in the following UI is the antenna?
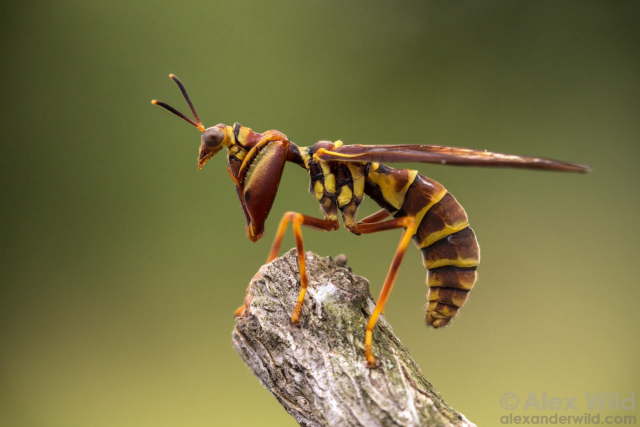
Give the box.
[151,74,205,132]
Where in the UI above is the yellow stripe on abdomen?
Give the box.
[420,227,480,269]
[414,192,469,248]
[411,190,480,329]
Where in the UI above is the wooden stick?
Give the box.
[232,249,475,427]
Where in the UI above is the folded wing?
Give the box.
[314,144,591,173]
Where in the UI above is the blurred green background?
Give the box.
[1,1,638,426]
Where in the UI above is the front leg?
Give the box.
[228,131,291,243]
[229,133,292,319]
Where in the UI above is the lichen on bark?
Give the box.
[232,249,475,427]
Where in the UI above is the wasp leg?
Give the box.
[349,216,416,367]
[347,210,391,315]
[233,304,245,318]
[265,211,339,324]
[357,209,391,225]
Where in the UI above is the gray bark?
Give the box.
[232,249,475,427]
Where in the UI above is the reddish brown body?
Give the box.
[152,74,590,367]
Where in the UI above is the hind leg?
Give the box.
[348,216,416,367]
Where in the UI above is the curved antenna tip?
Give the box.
[151,99,159,105]
[169,73,176,79]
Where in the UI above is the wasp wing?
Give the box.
[315,144,591,173]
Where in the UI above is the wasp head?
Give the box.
[152,74,232,169]
[198,125,234,169]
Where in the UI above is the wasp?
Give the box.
[152,74,590,367]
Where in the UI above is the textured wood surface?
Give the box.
[232,249,475,427]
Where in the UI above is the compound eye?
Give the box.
[202,127,224,148]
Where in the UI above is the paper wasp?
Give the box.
[152,74,590,367]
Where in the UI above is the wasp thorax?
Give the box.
[202,127,224,148]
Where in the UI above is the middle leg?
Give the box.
[234,212,337,320]
[270,212,339,324]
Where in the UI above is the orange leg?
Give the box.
[357,209,391,225]
[235,212,337,319]
[233,304,245,318]
[352,209,388,315]
[245,211,338,324]
[349,216,416,367]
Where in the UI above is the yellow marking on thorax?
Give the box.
[347,163,365,200]
[313,181,324,201]
[235,126,252,147]
[319,162,336,194]
[368,168,418,210]
[337,186,353,207]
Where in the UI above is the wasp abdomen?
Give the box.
[422,227,479,327]
[412,191,480,328]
